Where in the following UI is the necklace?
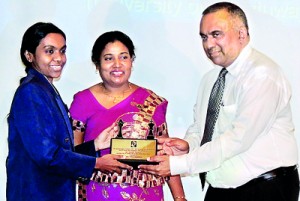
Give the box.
[100,82,132,103]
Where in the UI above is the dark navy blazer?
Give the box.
[6,68,95,201]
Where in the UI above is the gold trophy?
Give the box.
[110,119,158,169]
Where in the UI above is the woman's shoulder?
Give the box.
[74,87,93,97]
[72,87,95,106]
[134,84,167,103]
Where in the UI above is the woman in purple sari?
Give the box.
[70,31,186,201]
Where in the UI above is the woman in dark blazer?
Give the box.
[6,22,131,201]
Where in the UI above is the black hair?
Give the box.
[91,31,135,66]
[20,22,66,70]
[203,2,249,34]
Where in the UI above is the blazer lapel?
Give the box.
[54,94,75,148]
[28,68,75,148]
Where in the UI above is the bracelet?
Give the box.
[174,196,186,200]
[72,120,86,132]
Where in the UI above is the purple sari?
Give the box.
[70,87,168,201]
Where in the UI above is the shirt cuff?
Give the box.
[170,154,189,175]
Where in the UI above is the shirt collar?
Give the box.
[223,44,252,77]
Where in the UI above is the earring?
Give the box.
[25,51,32,62]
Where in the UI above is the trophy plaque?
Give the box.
[110,119,158,169]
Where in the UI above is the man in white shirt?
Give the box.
[139,2,299,201]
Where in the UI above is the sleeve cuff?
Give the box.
[170,154,189,175]
[75,140,100,157]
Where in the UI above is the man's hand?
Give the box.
[157,137,189,156]
[94,123,117,151]
[138,155,171,177]
[95,154,132,174]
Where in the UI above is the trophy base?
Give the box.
[117,159,159,169]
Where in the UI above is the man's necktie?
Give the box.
[199,68,228,190]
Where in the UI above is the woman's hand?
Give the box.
[94,123,117,151]
[95,154,132,174]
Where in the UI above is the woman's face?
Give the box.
[26,33,67,82]
[99,40,133,87]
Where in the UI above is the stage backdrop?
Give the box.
[1,0,299,200]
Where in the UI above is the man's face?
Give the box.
[199,9,244,67]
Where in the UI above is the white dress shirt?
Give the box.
[170,44,298,188]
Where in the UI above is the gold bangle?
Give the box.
[174,196,186,200]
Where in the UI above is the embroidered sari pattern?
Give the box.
[70,87,168,201]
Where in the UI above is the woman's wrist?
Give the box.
[174,196,187,201]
